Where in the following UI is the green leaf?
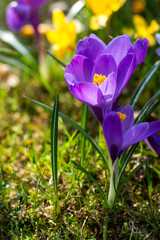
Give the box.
[24,96,109,168]
[130,60,160,108]
[146,163,152,200]
[135,90,160,124]
[117,143,139,188]
[149,164,160,178]
[0,48,20,57]
[80,103,88,166]
[0,48,38,70]
[0,55,31,72]
[47,51,66,68]
[136,99,160,124]
[72,161,110,206]
[0,30,34,60]
[67,0,85,20]
[117,157,150,200]
[51,94,60,215]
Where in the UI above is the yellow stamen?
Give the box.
[117,111,127,123]
[93,73,106,85]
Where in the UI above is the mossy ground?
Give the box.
[0,63,160,240]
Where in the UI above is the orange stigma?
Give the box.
[93,73,106,85]
[117,111,127,123]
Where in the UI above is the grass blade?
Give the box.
[130,60,160,108]
[135,90,160,124]
[149,164,160,177]
[67,0,85,20]
[0,55,31,72]
[0,48,37,69]
[146,163,152,200]
[117,143,139,188]
[80,104,88,166]
[117,157,150,200]
[47,51,66,68]
[24,96,108,168]
[72,161,110,206]
[136,99,160,124]
[0,30,34,60]
[51,94,60,215]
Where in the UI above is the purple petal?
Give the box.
[121,123,149,152]
[76,36,106,61]
[90,34,107,48]
[103,112,123,162]
[69,82,100,105]
[131,38,149,69]
[99,72,117,102]
[142,121,160,139]
[120,105,134,133]
[92,54,117,79]
[6,2,31,32]
[145,134,160,156]
[65,55,94,85]
[30,0,48,8]
[105,34,132,66]
[155,33,160,45]
[18,0,48,7]
[155,47,160,56]
[88,104,106,123]
[115,53,134,98]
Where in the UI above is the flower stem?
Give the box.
[108,158,119,207]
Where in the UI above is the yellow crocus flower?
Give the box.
[85,0,126,30]
[46,9,77,59]
[122,15,159,46]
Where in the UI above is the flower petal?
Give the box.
[131,38,149,68]
[92,54,117,79]
[103,112,123,162]
[90,34,107,48]
[105,34,132,66]
[88,104,106,123]
[145,134,160,156]
[69,82,100,105]
[121,123,149,153]
[99,72,117,102]
[6,2,31,32]
[115,53,134,98]
[155,47,160,57]
[142,121,160,139]
[155,33,160,45]
[120,105,134,133]
[30,0,48,8]
[65,55,94,85]
[76,35,106,61]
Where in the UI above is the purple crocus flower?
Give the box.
[65,34,148,123]
[155,33,160,56]
[6,0,48,32]
[102,105,160,163]
[145,134,160,157]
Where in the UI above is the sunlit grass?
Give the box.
[1,81,160,239]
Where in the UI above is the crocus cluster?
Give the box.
[6,0,48,33]
[65,34,148,123]
[65,34,160,164]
